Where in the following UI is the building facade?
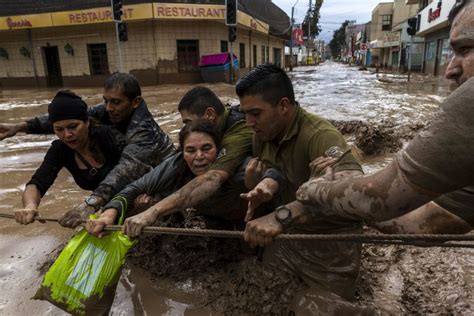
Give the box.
[411,0,456,76]
[370,0,422,70]
[0,0,289,88]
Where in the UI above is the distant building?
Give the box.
[408,0,456,76]
[0,0,289,88]
[370,0,422,71]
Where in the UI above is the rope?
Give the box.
[1,212,473,248]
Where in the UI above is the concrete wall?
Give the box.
[0,20,285,87]
[371,3,394,43]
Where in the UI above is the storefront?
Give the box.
[0,1,288,87]
[417,0,456,76]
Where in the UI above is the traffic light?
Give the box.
[407,17,417,36]
[226,0,238,26]
[112,0,123,22]
[228,26,237,42]
[118,22,128,41]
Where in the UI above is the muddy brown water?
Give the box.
[0,62,472,314]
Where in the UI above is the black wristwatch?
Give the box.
[84,195,101,211]
[275,205,293,231]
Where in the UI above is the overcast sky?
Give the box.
[272,0,394,42]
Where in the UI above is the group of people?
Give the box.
[1,0,472,313]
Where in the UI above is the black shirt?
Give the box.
[27,126,122,197]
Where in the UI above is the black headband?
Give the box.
[48,91,88,123]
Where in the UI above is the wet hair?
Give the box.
[235,64,295,107]
[178,119,221,151]
[449,0,474,23]
[103,72,141,102]
[177,86,225,116]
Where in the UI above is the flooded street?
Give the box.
[0,62,472,314]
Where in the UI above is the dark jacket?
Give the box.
[25,100,175,201]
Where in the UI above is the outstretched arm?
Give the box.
[372,201,472,234]
[0,122,28,140]
[297,161,438,223]
[14,184,42,225]
[122,169,229,237]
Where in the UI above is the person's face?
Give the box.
[445,6,474,86]
[182,132,218,176]
[180,107,218,125]
[240,95,289,142]
[103,87,140,123]
[53,119,89,150]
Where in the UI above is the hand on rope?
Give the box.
[1,212,474,248]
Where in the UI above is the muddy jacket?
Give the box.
[105,152,251,221]
[25,101,175,201]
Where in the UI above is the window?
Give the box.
[177,40,199,72]
[221,40,228,53]
[382,15,392,31]
[87,43,109,75]
[261,45,265,64]
[266,46,270,63]
[239,43,245,68]
[253,45,257,67]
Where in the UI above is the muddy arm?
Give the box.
[122,170,230,237]
[150,169,229,217]
[297,161,437,223]
[371,201,472,234]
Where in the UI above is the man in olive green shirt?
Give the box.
[237,64,364,312]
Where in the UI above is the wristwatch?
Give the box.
[84,195,101,211]
[275,205,293,231]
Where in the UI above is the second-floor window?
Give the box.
[382,15,392,31]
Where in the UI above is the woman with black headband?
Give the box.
[14,90,123,225]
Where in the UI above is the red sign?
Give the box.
[293,28,304,45]
[428,7,441,22]
[6,17,32,29]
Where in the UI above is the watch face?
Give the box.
[276,206,291,221]
[85,196,98,206]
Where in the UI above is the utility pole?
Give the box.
[408,35,413,82]
[406,17,417,82]
[307,0,312,65]
[111,0,124,71]
[290,6,294,71]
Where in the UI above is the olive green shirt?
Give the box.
[254,106,363,205]
[209,108,253,175]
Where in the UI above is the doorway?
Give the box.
[42,46,63,87]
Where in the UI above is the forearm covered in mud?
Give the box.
[297,161,437,223]
[22,184,42,210]
[147,170,228,218]
[372,202,472,234]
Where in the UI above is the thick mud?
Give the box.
[1,62,472,315]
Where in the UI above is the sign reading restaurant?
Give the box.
[155,3,225,19]
[0,2,269,34]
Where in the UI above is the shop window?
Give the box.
[261,45,265,64]
[440,38,453,66]
[425,41,436,62]
[177,40,199,72]
[266,46,270,63]
[221,40,228,53]
[239,43,245,68]
[382,15,392,31]
[253,45,257,67]
[273,48,282,67]
[87,43,109,75]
